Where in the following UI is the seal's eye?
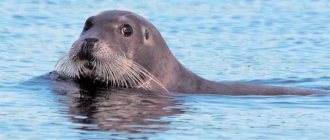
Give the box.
[120,24,133,37]
[83,17,94,32]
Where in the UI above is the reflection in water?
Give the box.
[50,77,183,133]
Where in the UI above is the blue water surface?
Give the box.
[1,0,330,139]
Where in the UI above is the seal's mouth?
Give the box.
[84,62,94,70]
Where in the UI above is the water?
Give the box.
[1,0,330,139]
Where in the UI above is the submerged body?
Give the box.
[54,10,328,95]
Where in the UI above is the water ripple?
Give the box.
[1,0,330,139]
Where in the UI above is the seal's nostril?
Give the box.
[84,38,99,43]
[78,38,98,60]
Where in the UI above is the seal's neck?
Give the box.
[163,61,216,93]
[144,38,220,93]
[155,54,319,95]
[144,31,320,95]
[149,50,212,93]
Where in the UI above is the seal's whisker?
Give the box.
[126,67,142,88]
[56,51,168,92]
[117,57,168,92]
[55,53,82,78]
[122,61,145,87]
[117,58,146,88]
[118,58,136,88]
[108,57,121,86]
[124,61,146,88]
[129,61,168,92]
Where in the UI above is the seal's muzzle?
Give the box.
[78,38,99,60]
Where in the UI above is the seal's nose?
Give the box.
[84,38,99,43]
[78,38,99,60]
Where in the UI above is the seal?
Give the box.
[54,10,328,95]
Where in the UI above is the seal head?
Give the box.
[56,10,170,92]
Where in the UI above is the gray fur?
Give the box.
[55,10,329,95]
